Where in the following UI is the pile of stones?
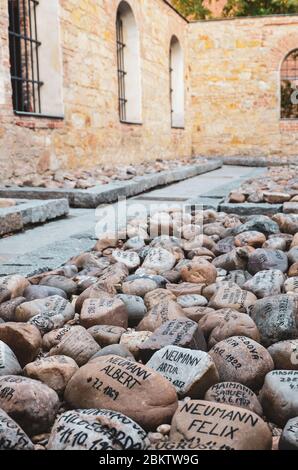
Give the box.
[0,207,298,450]
[1,157,206,190]
[228,166,298,210]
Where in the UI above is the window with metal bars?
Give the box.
[8,0,43,114]
[281,49,298,120]
[169,47,174,125]
[116,15,127,122]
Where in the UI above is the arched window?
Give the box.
[170,36,184,128]
[281,49,298,120]
[116,1,142,124]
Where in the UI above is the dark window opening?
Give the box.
[116,15,127,122]
[169,47,174,126]
[8,0,43,114]
[281,49,298,120]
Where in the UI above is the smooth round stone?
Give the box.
[126,273,168,287]
[144,289,176,309]
[112,249,141,270]
[180,260,217,285]
[214,237,235,256]
[124,236,145,251]
[90,344,135,361]
[209,336,274,391]
[291,233,298,248]
[122,278,158,297]
[212,249,247,272]
[170,400,272,450]
[234,231,266,248]
[225,270,252,287]
[88,325,126,347]
[98,263,129,285]
[116,294,147,326]
[182,306,216,323]
[76,276,98,293]
[0,297,26,322]
[0,409,34,450]
[39,275,77,296]
[0,340,22,376]
[268,340,298,370]
[229,191,246,203]
[162,270,181,283]
[234,216,279,236]
[16,296,74,330]
[42,325,72,351]
[136,300,186,332]
[80,298,128,329]
[142,248,176,275]
[203,281,241,301]
[75,283,114,314]
[0,323,42,367]
[260,370,298,426]
[288,246,298,265]
[49,326,100,366]
[203,223,226,238]
[200,310,260,348]
[263,237,287,251]
[64,355,178,431]
[273,213,298,235]
[147,346,218,398]
[24,355,79,395]
[247,249,288,275]
[47,409,148,450]
[23,285,67,301]
[205,382,263,416]
[0,275,30,299]
[138,319,207,363]
[177,294,208,308]
[166,282,204,297]
[284,277,298,293]
[289,262,298,277]
[242,269,284,298]
[251,295,298,347]
[120,331,152,359]
[279,417,298,450]
[263,191,291,203]
[209,286,257,314]
[0,375,59,435]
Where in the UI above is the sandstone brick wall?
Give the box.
[0,0,190,177]
[189,15,298,159]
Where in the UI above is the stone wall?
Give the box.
[189,15,298,159]
[0,0,190,177]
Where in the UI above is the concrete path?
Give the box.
[0,165,266,276]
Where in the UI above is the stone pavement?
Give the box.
[0,165,266,276]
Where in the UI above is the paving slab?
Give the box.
[223,155,298,167]
[219,202,283,216]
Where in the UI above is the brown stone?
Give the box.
[209,287,257,313]
[0,375,59,436]
[205,382,263,416]
[209,336,274,391]
[80,298,128,329]
[42,325,72,351]
[144,289,176,309]
[263,191,291,203]
[39,275,77,296]
[143,248,176,274]
[88,325,126,347]
[0,322,42,367]
[49,326,100,366]
[64,355,178,431]
[268,340,298,370]
[234,231,266,248]
[182,306,216,322]
[0,275,29,300]
[112,249,141,270]
[120,331,152,359]
[170,400,272,450]
[122,278,158,297]
[0,297,25,322]
[24,356,79,395]
[272,214,298,235]
[289,262,298,277]
[136,300,186,332]
[229,192,246,203]
[0,409,34,450]
[180,260,217,285]
[75,283,114,313]
[15,296,74,325]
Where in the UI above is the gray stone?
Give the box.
[247,249,288,275]
[233,216,280,236]
[220,202,282,216]
[90,344,135,361]
[243,270,285,298]
[0,409,34,450]
[279,417,298,450]
[23,285,68,301]
[117,294,147,327]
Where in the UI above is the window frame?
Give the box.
[280,48,298,121]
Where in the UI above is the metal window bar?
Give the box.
[281,49,298,120]
[281,49,298,81]
[8,0,43,114]
[169,47,174,126]
[116,16,127,122]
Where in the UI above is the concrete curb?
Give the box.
[222,156,298,167]
[0,158,223,208]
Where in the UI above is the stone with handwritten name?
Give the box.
[139,319,207,363]
[177,294,208,308]
[120,331,152,360]
[112,250,141,270]
[144,289,176,310]
[0,323,42,367]
[147,346,218,398]
[212,249,247,272]
[23,285,68,301]
[279,417,298,450]
[39,275,77,296]
[80,298,128,329]
[209,287,257,313]
[284,276,298,293]
[49,326,100,366]
[0,297,26,322]
[122,278,159,297]
[42,325,72,351]
[0,409,34,450]
[202,281,240,301]
[209,336,274,391]
[0,340,22,376]
[65,355,178,430]
[0,275,30,300]
[75,282,115,313]
[142,248,176,275]
[247,249,288,275]
[90,344,135,361]
[204,382,263,416]
[24,355,79,395]
[136,301,187,332]
[234,215,279,236]
[88,325,126,347]
[0,375,59,435]
[47,408,148,450]
[267,340,298,370]
[260,370,298,427]
[251,294,298,347]
[170,400,272,450]
[116,294,147,326]
[180,260,217,286]
[243,270,284,298]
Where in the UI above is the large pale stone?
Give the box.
[0,323,42,367]
[243,270,284,298]
[0,340,22,376]
[204,382,263,416]
[80,298,128,329]
[136,301,186,332]
[0,409,34,450]
[209,286,257,314]
[142,248,176,274]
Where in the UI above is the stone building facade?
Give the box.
[0,1,297,178]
